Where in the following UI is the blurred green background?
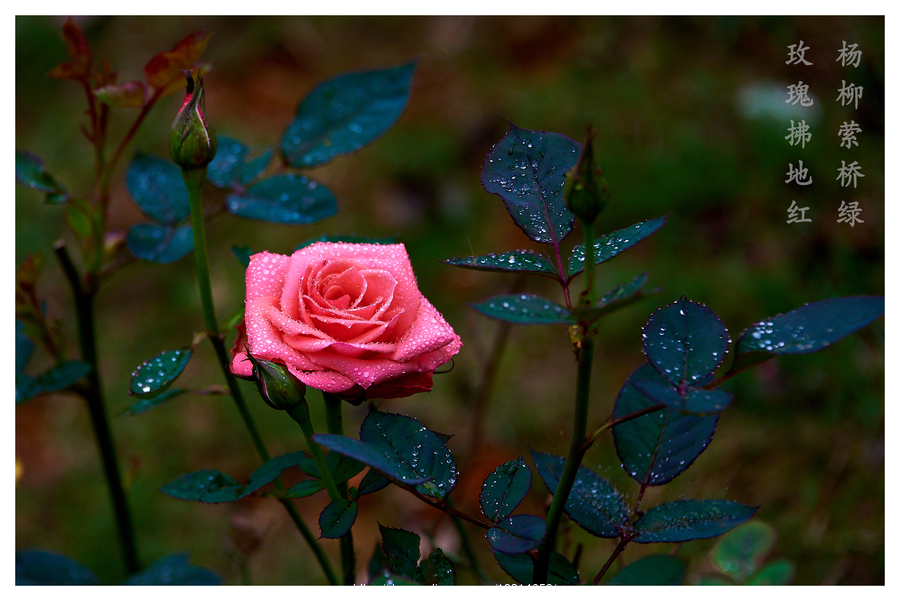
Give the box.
[16,16,884,584]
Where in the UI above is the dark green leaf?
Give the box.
[568,215,667,277]
[571,273,656,324]
[319,499,358,539]
[480,456,533,523]
[482,123,579,245]
[226,174,336,224]
[443,250,559,279]
[368,572,420,585]
[732,296,885,372]
[16,374,40,404]
[643,295,729,387]
[206,136,272,189]
[15,550,100,585]
[531,450,628,538]
[130,348,191,399]
[16,320,34,374]
[232,245,253,267]
[313,434,430,487]
[380,524,420,580]
[127,223,194,264]
[493,550,579,585]
[15,150,69,204]
[124,553,222,585]
[418,549,456,585]
[281,62,415,168]
[487,515,546,554]
[356,469,392,497]
[746,559,795,585]
[606,555,686,585]
[613,364,719,486]
[632,377,733,414]
[285,479,326,498]
[712,521,776,583]
[35,360,92,393]
[633,499,758,543]
[471,294,570,324]
[295,234,398,251]
[159,470,242,503]
[238,451,307,499]
[126,153,190,223]
[368,542,388,580]
[123,388,189,415]
[295,450,365,485]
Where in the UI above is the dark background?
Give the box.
[16,16,884,584]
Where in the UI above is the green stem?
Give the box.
[324,393,356,585]
[54,242,140,575]
[277,497,339,585]
[285,401,341,502]
[581,403,667,452]
[580,220,597,308]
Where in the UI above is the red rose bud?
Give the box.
[565,127,609,224]
[169,71,217,170]
[247,355,307,411]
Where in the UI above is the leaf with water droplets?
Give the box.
[15,150,69,204]
[482,123,580,245]
[711,521,776,583]
[493,550,579,585]
[605,555,686,585]
[159,469,242,503]
[319,499,358,539]
[471,294,570,324]
[631,378,733,414]
[380,524,420,580]
[486,514,546,554]
[732,296,884,372]
[418,549,456,585]
[15,550,100,585]
[226,174,337,224]
[124,553,222,585]
[443,250,560,279]
[643,295,729,387]
[531,450,628,538]
[633,499,758,543]
[130,348,191,399]
[280,62,415,168]
[123,388,187,415]
[570,272,657,324]
[206,136,272,188]
[613,364,719,486]
[127,222,194,264]
[480,456,533,523]
[126,153,190,224]
[567,215,667,277]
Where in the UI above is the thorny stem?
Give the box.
[54,242,140,575]
[323,392,357,585]
[592,538,629,584]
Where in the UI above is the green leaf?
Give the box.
[746,559,795,585]
[471,294,570,324]
[482,123,579,245]
[633,499,758,543]
[238,451,307,499]
[15,150,69,204]
[732,296,884,372]
[123,388,188,416]
[418,549,456,585]
[232,246,253,267]
[295,450,365,485]
[613,364,719,486]
[130,348,191,399]
[226,174,336,224]
[356,469,392,497]
[711,521,776,583]
[570,273,656,324]
[631,377,733,414]
[285,479,326,498]
[443,250,559,279]
[127,223,194,264]
[16,320,34,374]
[605,555,686,585]
[313,435,430,487]
[480,456,533,523]
[319,499,358,539]
[16,360,93,405]
[643,295,729,387]
[531,450,628,538]
[207,136,272,188]
[16,374,40,404]
[159,470,242,503]
[568,215,667,277]
[15,550,100,585]
[493,550,579,585]
[368,572,420,585]
[281,62,415,168]
[124,553,222,585]
[126,153,190,224]
[380,525,420,580]
[487,514,546,554]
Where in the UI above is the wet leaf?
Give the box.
[480,456,533,523]
[355,469,392,497]
[130,348,192,399]
[482,122,579,245]
[493,550,579,585]
[319,499,358,539]
[15,550,99,585]
[568,215,667,277]
[281,62,415,168]
[160,470,242,503]
[605,555,686,585]
[632,377,733,414]
[633,499,758,543]
[471,294,570,324]
[418,549,456,585]
[443,250,559,278]
[207,136,272,188]
[127,223,194,264]
[123,388,188,415]
[124,553,221,585]
[712,521,776,583]
[380,525,420,580]
[15,150,69,203]
[486,514,546,554]
[226,174,336,224]
[126,153,190,224]
[570,272,656,324]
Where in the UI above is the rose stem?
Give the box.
[323,392,357,585]
[54,241,141,576]
[181,167,338,585]
[533,216,598,584]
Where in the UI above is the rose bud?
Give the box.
[565,127,609,224]
[246,354,307,411]
[169,70,217,170]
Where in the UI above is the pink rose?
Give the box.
[230,242,462,400]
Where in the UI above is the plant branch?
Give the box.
[592,537,629,584]
[323,392,357,585]
[581,403,667,452]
